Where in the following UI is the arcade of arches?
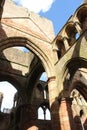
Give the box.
[0,0,87,130]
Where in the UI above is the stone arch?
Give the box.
[62,58,87,95]
[0,74,26,107]
[65,22,78,45]
[64,58,87,78]
[0,37,54,78]
[74,4,87,31]
[74,4,87,23]
[52,21,80,60]
[0,37,58,108]
[54,36,66,59]
[70,81,87,101]
[0,73,21,90]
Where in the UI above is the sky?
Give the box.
[0,81,17,111]
[0,0,83,111]
[12,0,82,35]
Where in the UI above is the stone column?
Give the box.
[58,97,76,130]
[47,76,59,130]
[52,43,60,61]
[63,37,70,50]
[74,22,82,34]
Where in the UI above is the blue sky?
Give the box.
[13,0,82,35]
[39,0,82,35]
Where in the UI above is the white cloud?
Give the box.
[13,0,55,13]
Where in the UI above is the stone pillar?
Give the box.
[47,76,59,130]
[52,43,60,61]
[58,97,76,130]
[47,76,58,108]
[63,37,70,50]
[74,22,82,34]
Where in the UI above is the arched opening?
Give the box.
[64,58,87,130]
[75,33,80,40]
[38,107,44,120]
[0,37,52,130]
[46,108,51,120]
[63,59,87,130]
[1,44,47,100]
[38,105,51,120]
[0,81,17,112]
[71,89,87,130]
[65,23,77,45]
[56,38,66,59]
[39,72,48,100]
[0,37,53,77]
[75,5,87,32]
[64,58,87,82]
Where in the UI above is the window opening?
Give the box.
[75,33,80,40]
[38,106,51,120]
[46,108,51,120]
[38,107,44,120]
[40,72,47,81]
[43,90,46,99]
[0,81,17,112]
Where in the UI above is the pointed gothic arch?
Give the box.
[0,37,55,78]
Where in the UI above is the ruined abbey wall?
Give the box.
[0,0,87,130]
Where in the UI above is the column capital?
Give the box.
[62,36,69,40]
[74,22,82,34]
[47,76,56,83]
[74,21,81,26]
[58,97,73,104]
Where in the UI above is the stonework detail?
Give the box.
[0,0,87,130]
